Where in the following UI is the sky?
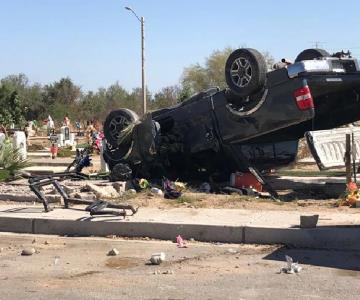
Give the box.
[0,0,359,93]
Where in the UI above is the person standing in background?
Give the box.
[63,114,70,127]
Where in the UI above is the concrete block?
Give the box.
[85,183,120,199]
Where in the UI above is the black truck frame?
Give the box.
[103,48,360,184]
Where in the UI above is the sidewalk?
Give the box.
[0,204,360,250]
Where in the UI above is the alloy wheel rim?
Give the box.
[230,57,252,88]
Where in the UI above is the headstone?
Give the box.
[12,131,27,160]
[100,140,109,172]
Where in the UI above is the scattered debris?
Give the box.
[150,187,163,196]
[281,255,302,274]
[226,248,238,254]
[85,183,119,199]
[150,252,166,265]
[28,174,138,216]
[222,186,244,195]
[176,235,187,248]
[128,189,137,195]
[107,248,120,256]
[112,182,126,194]
[139,178,150,189]
[21,248,36,256]
[106,235,117,239]
[230,172,263,192]
[152,269,174,275]
[199,182,211,193]
[174,181,187,192]
[163,179,182,199]
[339,181,359,207]
[74,192,96,200]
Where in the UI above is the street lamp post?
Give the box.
[125,6,146,115]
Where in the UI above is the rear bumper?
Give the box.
[306,73,360,97]
[304,73,360,130]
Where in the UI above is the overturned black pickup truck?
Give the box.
[103,48,360,182]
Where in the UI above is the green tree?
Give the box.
[43,77,81,121]
[24,83,46,120]
[44,77,81,105]
[79,90,107,122]
[0,84,26,128]
[104,83,130,115]
[181,47,233,93]
[126,87,152,115]
[151,85,180,110]
[0,74,44,121]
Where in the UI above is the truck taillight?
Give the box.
[294,85,314,110]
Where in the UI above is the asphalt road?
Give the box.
[0,233,359,300]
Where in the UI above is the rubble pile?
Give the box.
[0,179,126,203]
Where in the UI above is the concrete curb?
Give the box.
[0,217,33,234]
[1,216,360,249]
[244,226,360,250]
[33,219,244,243]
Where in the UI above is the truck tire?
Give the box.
[103,109,138,170]
[102,144,130,170]
[109,163,133,181]
[103,109,139,147]
[225,48,267,97]
[295,48,330,62]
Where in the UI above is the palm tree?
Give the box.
[0,139,30,181]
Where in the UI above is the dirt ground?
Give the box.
[110,190,354,213]
[0,178,353,213]
[1,233,360,300]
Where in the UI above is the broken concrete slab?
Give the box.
[112,182,126,194]
[73,192,96,200]
[85,183,120,199]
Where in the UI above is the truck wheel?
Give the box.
[109,163,133,181]
[103,109,139,147]
[295,48,330,62]
[102,144,130,170]
[225,48,267,97]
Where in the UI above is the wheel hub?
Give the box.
[238,67,246,77]
[109,116,129,141]
[230,57,252,88]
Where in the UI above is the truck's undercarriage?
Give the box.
[102,48,360,183]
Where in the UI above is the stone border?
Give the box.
[1,216,360,250]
